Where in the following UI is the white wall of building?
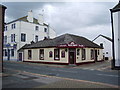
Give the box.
[93,37,112,60]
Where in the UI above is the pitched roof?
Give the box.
[22,33,102,49]
[92,34,112,42]
[111,2,120,12]
[6,16,45,25]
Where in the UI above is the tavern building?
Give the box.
[19,34,104,65]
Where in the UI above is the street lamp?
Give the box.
[110,1,120,70]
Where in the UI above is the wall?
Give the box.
[93,36,112,60]
[24,48,68,63]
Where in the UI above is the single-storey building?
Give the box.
[18,34,104,65]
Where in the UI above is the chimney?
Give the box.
[38,14,44,25]
[100,43,103,48]
[27,10,33,23]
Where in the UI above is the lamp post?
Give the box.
[110,1,120,70]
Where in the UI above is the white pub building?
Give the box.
[3,10,56,61]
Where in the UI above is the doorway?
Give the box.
[19,53,22,61]
[95,50,98,61]
[69,48,75,64]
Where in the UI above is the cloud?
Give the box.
[2,2,117,40]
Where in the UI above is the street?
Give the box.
[2,61,120,88]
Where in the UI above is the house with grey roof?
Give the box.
[3,10,56,61]
[93,34,113,60]
[19,33,104,65]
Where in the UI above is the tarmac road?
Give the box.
[3,61,119,86]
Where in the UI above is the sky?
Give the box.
[1,1,119,40]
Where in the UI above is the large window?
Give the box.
[35,35,38,42]
[39,49,44,60]
[49,51,53,58]
[4,36,7,44]
[77,49,80,55]
[11,49,14,57]
[61,50,65,58]
[11,23,16,29]
[54,49,60,60]
[21,33,26,42]
[35,26,39,31]
[91,49,94,60]
[28,50,32,59]
[44,28,47,32]
[11,34,15,42]
[82,49,86,60]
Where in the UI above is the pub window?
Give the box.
[98,50,100,55]
[54,49,60,60]
[28,50,32,59]
[39,49,44,60]
[49,51,53,57]
[61,50,65,58]
[11,49,14,57]
[82,49,86,60]
[91,49,94,60]
[77,49,80,55]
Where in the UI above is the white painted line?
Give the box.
[97,74,119,77]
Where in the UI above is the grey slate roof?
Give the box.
[111,2,120,12]
[6,16,46,26]
[22,33,102,49]
[92,34,113,42]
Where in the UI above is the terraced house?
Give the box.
[19,34,104,65]
[3,10,56,61]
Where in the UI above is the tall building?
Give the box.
[3,10,56,61]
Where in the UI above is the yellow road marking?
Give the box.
[4,68,119,88]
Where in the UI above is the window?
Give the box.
[82,49,86,60]
[35,35,38,42]
[11,49,14,57]
[61,50,65,58]
[28,50,32,59]
[54,49,60,60]
[77,49,80,55]
[11,23,16,29]
[106,52,108,54]
[39,49,44,60]
[98,50,100,55]
[91,49,94,60]
[44,28,47,32]
[21,33,26,42]
[4,26,7,31]
[35,26,39,31]
[4,36,7,44]
[49,51,53,57]
[5,49,7,56]
[11,34,15,42]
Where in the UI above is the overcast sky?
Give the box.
[2,1,118,40]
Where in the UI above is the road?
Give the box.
[3,61,119,86]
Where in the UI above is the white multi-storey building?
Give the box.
[3,11,56,61]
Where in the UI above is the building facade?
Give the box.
[3,11,56,61]
[93,34,113,60]
[20,34,104,65]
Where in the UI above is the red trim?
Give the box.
[23,61,69,65]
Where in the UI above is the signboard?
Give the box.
[58,41,84,48]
